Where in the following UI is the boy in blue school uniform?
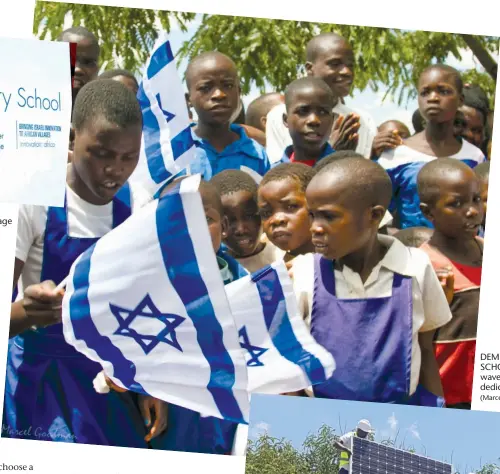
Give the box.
[185,52,271,180]
[4,80,167,447]
[291,157,452,406]
[275,77,335,167]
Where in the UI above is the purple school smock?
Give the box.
[3,184,149,447]
[310,254,413,403]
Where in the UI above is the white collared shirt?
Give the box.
[291,234,452,395]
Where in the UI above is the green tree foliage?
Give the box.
[34,2,195,73]
[246,425,499,474]
[34,2,498,106]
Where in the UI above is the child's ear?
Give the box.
[419,202,434,222]
[185,92,193,109]
[221,215,229,239]
[305,62,313,76]
[371,205,386,224]
[283,113,289,129]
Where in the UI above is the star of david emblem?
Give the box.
[110,294,185,355]
[239,326,268,367]
[156,93,176,122]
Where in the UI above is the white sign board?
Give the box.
[0,37,72,206]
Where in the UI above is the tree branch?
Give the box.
[460,34,498,81]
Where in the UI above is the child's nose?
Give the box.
[271,213,287,225]
[310,221,324,234]
[212,88,226,99]
[307,114,321,125]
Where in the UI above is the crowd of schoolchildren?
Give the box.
[3,23,492,454]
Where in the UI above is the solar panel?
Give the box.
[351,436,453,474]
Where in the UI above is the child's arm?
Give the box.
[418,330,444,398]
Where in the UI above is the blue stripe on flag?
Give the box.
[155,192,245,423]
[171,126,197,160]
[69,246,147,394]
[253,266,328,384]
[147,40,175,80]
[138,83,170,184]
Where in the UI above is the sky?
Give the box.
[248,394,500,474]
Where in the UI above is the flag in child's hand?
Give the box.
[130,31,198,199]
[62,175,249,424]
[226,262,336,394]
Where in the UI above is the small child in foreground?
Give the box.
[417,158,484,410]
[258,163,316,263]
[291,157,452,406]
[211,169,285,273]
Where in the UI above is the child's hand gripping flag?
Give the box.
[225,262,336,394]
[62,175,249,424]
[130,32,200,200]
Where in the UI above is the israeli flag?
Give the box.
[225,262,335,394]
[130,32,198,199]
[62,175,249,424]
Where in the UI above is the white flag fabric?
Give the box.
[62,175,249,424]
[130,32,198,199]
[225,261,336,394]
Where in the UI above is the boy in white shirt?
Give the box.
[291,157,452,406]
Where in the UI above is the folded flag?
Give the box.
[130,31,198,199]
[62,174,249,424]
[225,262,336,394]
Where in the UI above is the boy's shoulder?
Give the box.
[377,145,432,170]
[230,124,269,161]
[454,139,486,166]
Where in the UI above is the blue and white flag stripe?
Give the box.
[130,32,198,199]
[63,175,249,424]
[225,261,335,394]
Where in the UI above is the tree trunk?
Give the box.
[460,34,498,81]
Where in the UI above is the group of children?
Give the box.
[3,23,492,455]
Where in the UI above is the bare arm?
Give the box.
[418,330,444,397]
[9,258,32,338]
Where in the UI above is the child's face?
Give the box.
[203,200,227,254]
[221,191,262,258]
[284,87,334,154]
[258,178,311,253]
[424,169,484,239]
[306,177,376,261]
[306,39,355,99]
[188,57,240,126]
[65,34,99,97]
[72,118,142,204]
[418,69,463,124]
[460,105,485,148]
[378,121,410,139]
[453,110,466,137]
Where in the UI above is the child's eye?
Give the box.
[259,210,271,219]
[287,204,299,212]
[474,195,483,203]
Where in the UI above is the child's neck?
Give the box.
[228,241,266,260]
[420,121,461,157]
[293,144,325,163]
[288,240,316,258]
[429,230,482,267]
[194,121,239,153]
[337,233,386,284]
[66,164,112,206]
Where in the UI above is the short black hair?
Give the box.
[185,52,238,91]
[260,163,316,193]
[394,227,434,248]
[72,79,142,131]
[463,88,489,125]
[474,161,490,181]
[284,77,334,111]
[199,179,224,216]
[98,69,139,86]
[412,109,425,133]
[305,32,350,64]
[313,157,393,210]
[420,64,463,93]
[417,158,477,206]
[57,26,99,52]
[246,93,283,130]
[313,151,365,173]
[210,169,258,199]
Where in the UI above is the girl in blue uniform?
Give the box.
[4,79,167,446]
[378,65,485,229]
